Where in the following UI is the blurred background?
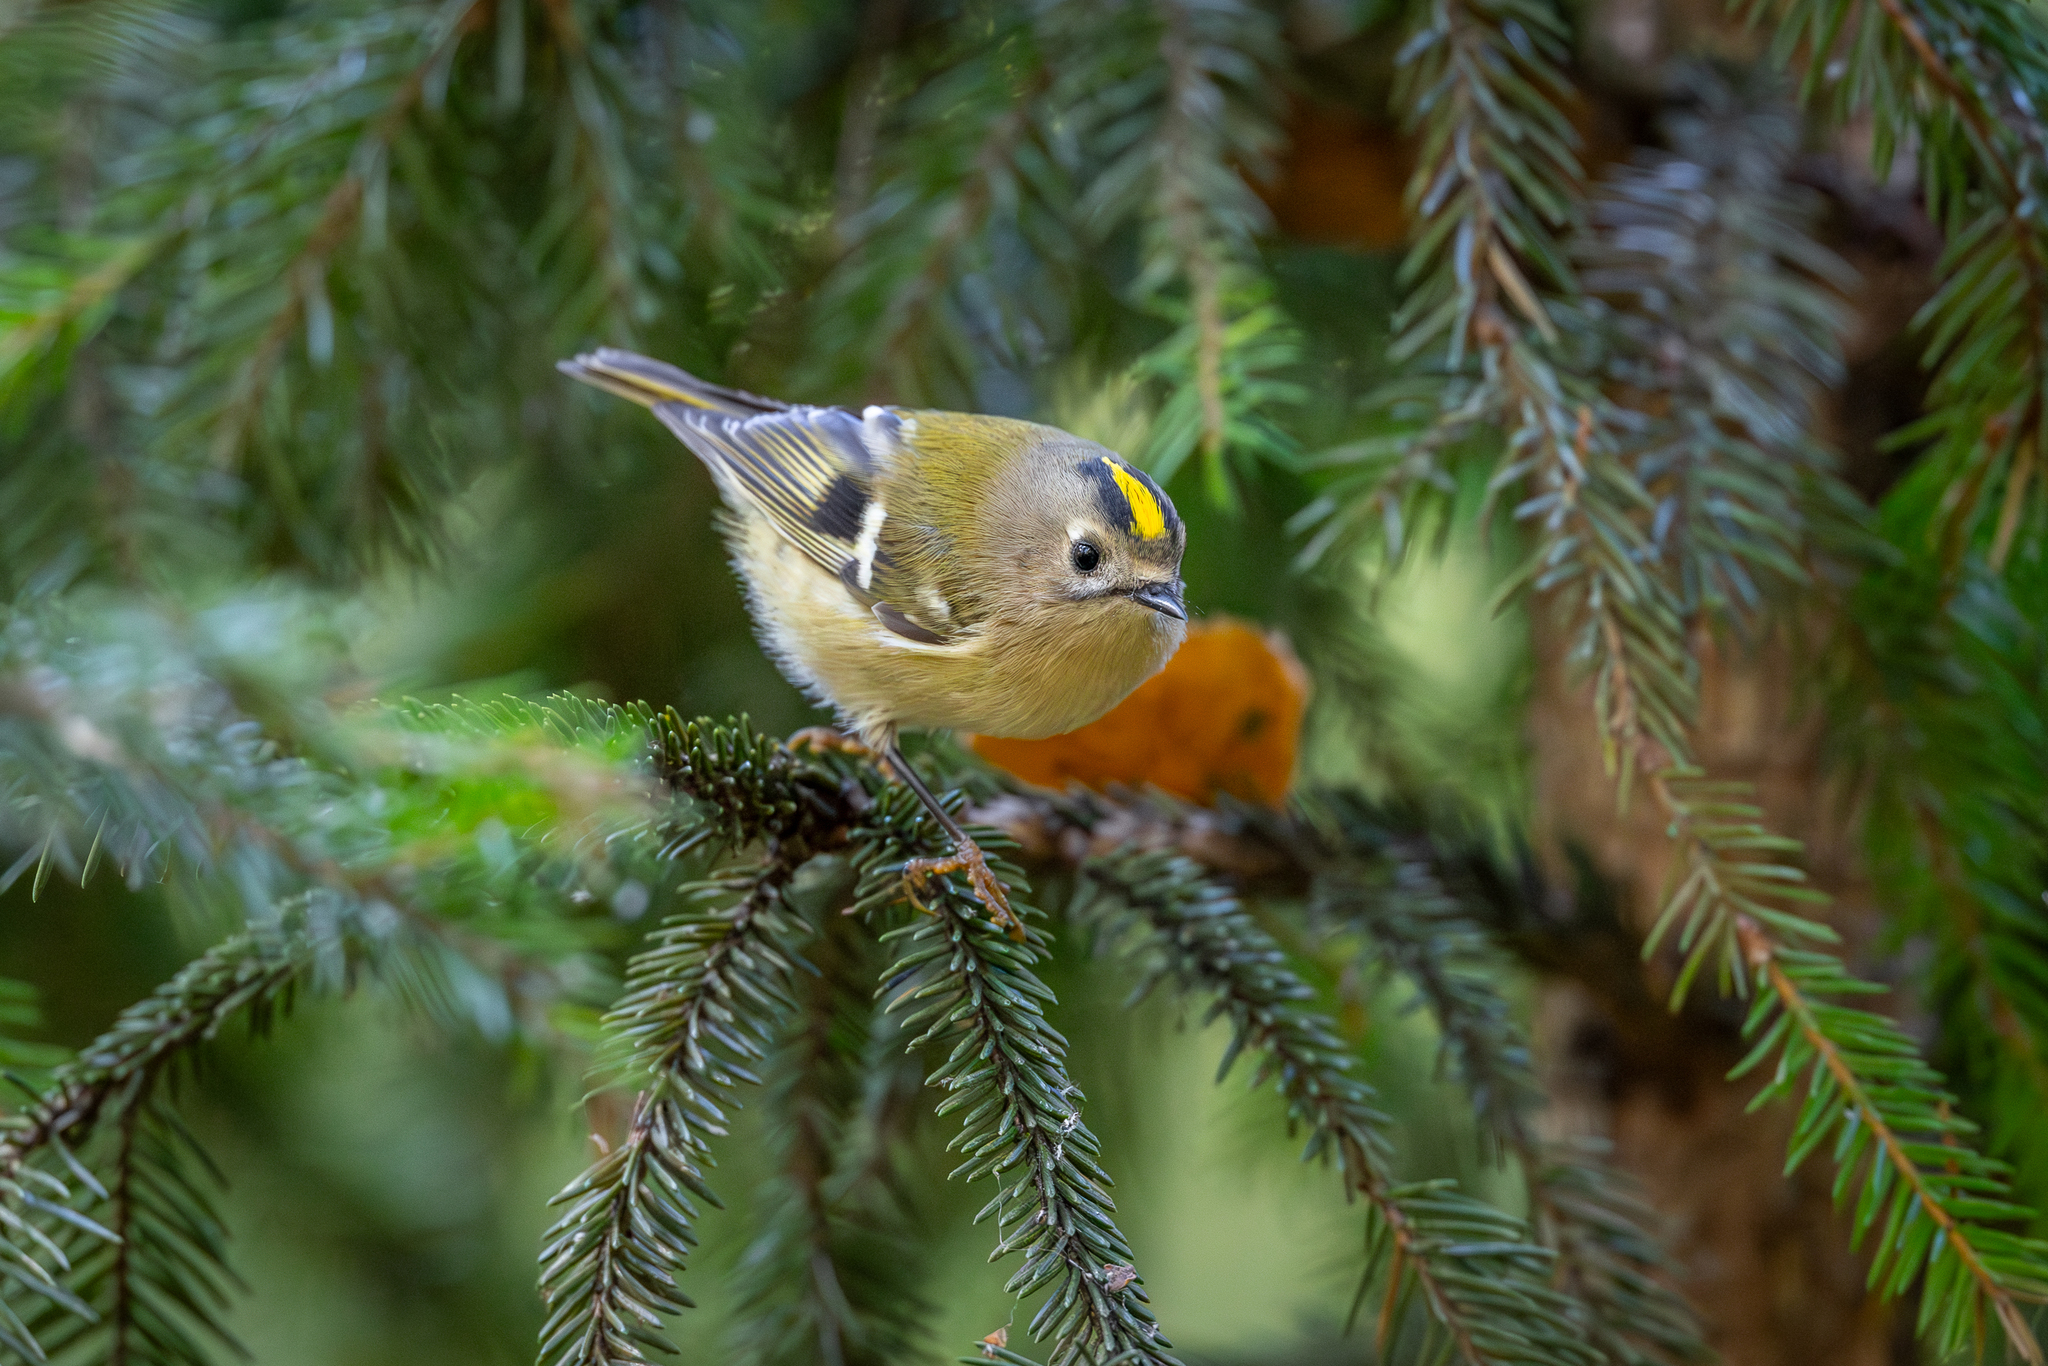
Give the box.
[2,0,2044,1363]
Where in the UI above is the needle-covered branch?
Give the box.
[1050,0,1300,503]
[1364,18,2048,1351]
[1732,918,2048,1361]
[537,854,811,1366]
[1068,841,1601,1366]
[0,931,307,1365]
[1301,798,1708,1366]
[851,780,1173,1366]
[727,912,932,1366]
[1747,0,2048,569]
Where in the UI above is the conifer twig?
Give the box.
[851,783,1173,1366]
[1074,845,1601,1366]
[0,933,305,1187]
[1745,0,2048,570]
[1731,916,2048,1361]
[0,931,306,1362]
[209,0,489,471]
[865,68,1049,395]
[728,910,931,1366]
[1307,817,1708,1366]
[538,853,810,1366]
[1154,0,1230,470]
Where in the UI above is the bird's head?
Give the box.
[1015,444,1187,630]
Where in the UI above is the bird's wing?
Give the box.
[656,402,962,644]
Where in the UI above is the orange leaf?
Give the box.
[971,617,1307,806]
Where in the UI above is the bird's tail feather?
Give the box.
[556,347,786,418]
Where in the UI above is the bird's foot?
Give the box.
[788,726,870,757]
[903,835,1025,942]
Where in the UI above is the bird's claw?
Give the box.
[903,837,1026,942]
[788,726,870,757]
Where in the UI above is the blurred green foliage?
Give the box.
[5,0,2048,1363]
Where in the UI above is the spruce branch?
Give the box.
[1504,392,1694,790]
[0,599,665,972]
[536,710,849,1366]
[537,850,811,1366]
[1391,0,1581,371]
[1150,0,1245,493]
[1746,0,2048,569]
[1072,842,1602,1366]
[727,908,932,1366]
[1821,560,2048,1212]
[1731,918,2048,1361]
[1298,0,1602,577]
[1506,534,2048,1361]
[1360,39,2048,1345]
[1573,91,1852,622]
[1050,0,1299,502]
[0,932,304,1188]
[849,780,1173,1366]
[203,0,489,477]
[1305,814,1708,1366]
[0,930,307,1365]
[529,0,656,342]
[1908,797,2048,1209]
[1636,765,2048,1362]
[1028,782,1706,1366]
[1140,0,1300,504]
[821,43,1055,407]
[1510,505,2048,1361]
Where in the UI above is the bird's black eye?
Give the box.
[1070,541,1101,573]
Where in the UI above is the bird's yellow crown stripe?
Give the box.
[1104,459,1167,539]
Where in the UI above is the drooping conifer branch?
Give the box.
[1747,0,2048,569]
[206,0,490,473]
[726,910,932,1366]
[1366,15,2048,1347]
[537,714,838,1366]
[990,783,1703,1366]
[538,854,810,1366]
[1152,0,1232,474]
[0,933,304,1191]
[847,779,1173,1366]
[532,0,657,342]
[1303,808,1708,1366]
[0,931,307,1364]
[1069,842,1602,1366]
[862,62,1051,400]
[1573,99,1851,620]
[1393,0,1580,369]
[1640,773,2048,1362]
[1045,0,1297,501]
[1909,800,2048,1197]
[1731,917,2048,1362]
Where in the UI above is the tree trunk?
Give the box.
[1529,620,1909,1366]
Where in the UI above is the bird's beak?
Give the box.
[1128,581,1187,621]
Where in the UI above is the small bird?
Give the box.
[559,348,1188,937]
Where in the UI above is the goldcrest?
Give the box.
[559,347,1190,934]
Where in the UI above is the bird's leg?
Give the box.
[787,726,871,757]
[887,743,1025,942]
